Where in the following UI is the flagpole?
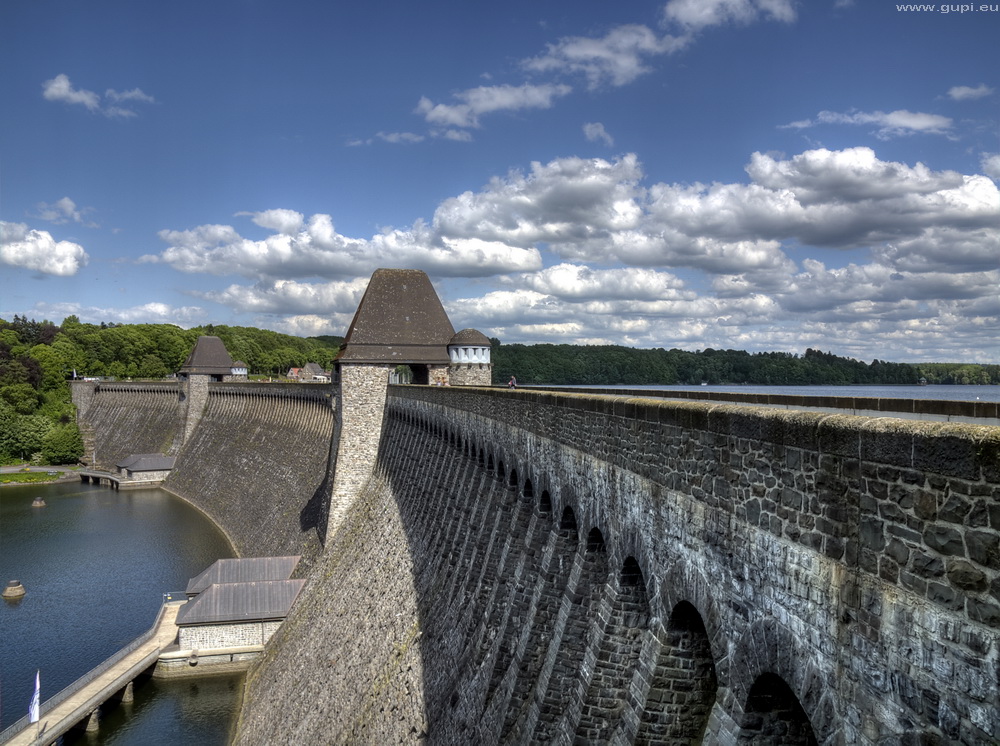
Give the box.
[29,670,40,743]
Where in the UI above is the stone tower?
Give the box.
[177,335,234,444]
[447,328,492,386]
[326,269,491,539]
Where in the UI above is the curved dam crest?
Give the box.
[74,381,1000,744]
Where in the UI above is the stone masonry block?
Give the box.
[911,423,985,481]
[818,415,862,459]
[860,419,913,468]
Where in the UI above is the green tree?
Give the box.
[14,414,51,461]
[0,400,18,461]
[0,383,40,415]
[41,423,84,465]
[138,354,169,379]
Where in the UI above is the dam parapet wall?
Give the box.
[524,385,1000,425]
[237,385,999,745]
[390,385,1000,631]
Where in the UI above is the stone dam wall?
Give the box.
[235,386,1000,745]
[72,382,185,469]
[72,381,336,563]
[165,384,335,561]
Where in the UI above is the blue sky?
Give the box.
[1,0,998,363]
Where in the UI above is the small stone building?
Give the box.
[116,454,175,483]
[176,580,306,650]
[177,556,303,651]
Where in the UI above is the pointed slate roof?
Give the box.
[178,336,235,376]
[336,269,455,365]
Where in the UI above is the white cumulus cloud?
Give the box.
[662,0,797,31]
[416,83,572,130]
[782,109,953,139]
[151,212,542,281]
[35,301,206,327]
[981,153,1000,179]
[42,74,155,118]
[34,196,97,227]
[0,222,89,276]
[583,122,614,146]
[514,264,691,301]
[947,83,994,101]
[523,24,686,89]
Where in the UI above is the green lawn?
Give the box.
[0,471,62,485]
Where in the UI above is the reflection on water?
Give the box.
[0,481,237,742]
[63,672,244,746]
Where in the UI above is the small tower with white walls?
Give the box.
[447,329,492,386]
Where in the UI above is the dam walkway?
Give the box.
[0,601,184,746]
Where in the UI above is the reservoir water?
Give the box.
[0,481,239,742]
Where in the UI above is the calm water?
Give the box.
[552,383,1000,403]
[0,481,238,741]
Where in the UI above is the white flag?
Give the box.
[28,670,39,724]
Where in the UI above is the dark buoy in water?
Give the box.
[2,580,26,599]
[32,496,46,507]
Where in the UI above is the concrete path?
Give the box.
[1,602,183,746]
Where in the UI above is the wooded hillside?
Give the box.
[0,315,341,464]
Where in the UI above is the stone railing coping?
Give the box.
[517,385,1000,421]
[389,385,1000,482]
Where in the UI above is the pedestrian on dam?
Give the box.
[508,376,517,389]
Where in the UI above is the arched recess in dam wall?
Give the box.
[236,386,999,745]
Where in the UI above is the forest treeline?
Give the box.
[491,343,1000,387]
[2,314,997,465]
[0,315,341,464]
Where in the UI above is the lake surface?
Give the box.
[0,481,239,741]
[549,383,1000,403]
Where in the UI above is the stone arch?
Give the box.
[559,504,579,541]
[406,362,429,385]
[530,515,611,743]
[615,530,657,609]
[537,488,551,514]
[636,599,719,744]
[740,673,818,745]
[729,620,831,745]
[586,526,607,554]
[659,559,726,672]
[575,554,654,742]
[508,466,518,489]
